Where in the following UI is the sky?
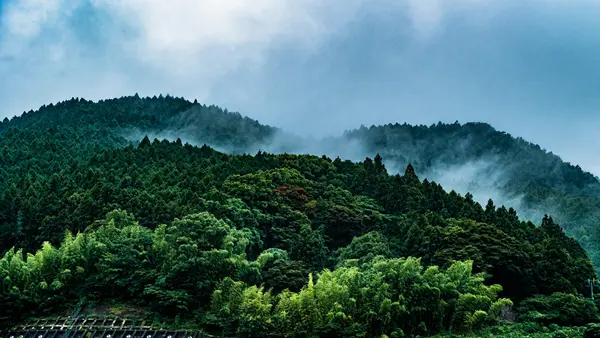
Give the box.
[1,0,600,174]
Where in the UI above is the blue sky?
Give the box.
[1,0,600,174]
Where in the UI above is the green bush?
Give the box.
[584,323,600,338]
[207,257,511,337]
[519,293,599,326]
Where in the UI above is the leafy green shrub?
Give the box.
[584,323,600,338]
[519,293,599,326]
[207,257,510,337]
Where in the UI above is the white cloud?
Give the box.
[93,0,343,76]
[0,0,496,80]
[407,0,444,38]
[0,0,367,108]
[405,0,493,39]
[2,0,493,77]
[2,0,63,38]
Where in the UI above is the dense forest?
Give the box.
[1,95,600,336]
[344,122,600,270]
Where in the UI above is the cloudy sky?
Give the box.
[1,0,599,173]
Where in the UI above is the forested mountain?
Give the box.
[1,95,600,336]
[3,95,600,268]
[345,123,600,268]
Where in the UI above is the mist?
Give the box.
[122,105,553,225]
[422,159,547,223]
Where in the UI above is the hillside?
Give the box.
[1,95,599,336]
[2,96,600,267]
[344,123,600,267]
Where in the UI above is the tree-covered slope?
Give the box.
[0,94,275,152]
[1,95,599,336]
[0,140,595,335]
[2,96,599,268]
[344,122,600,268]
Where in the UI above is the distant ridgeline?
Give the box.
[0,95,599,335]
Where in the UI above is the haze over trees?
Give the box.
[1,95,599,336]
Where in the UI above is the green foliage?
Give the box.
[207,257,508,337]
[0,210,256,325]
[518,293,599,326]
[0,95,598,336]
[434,322,586,337]
[256,249,308,293]
[336,231,392,265]
[346,122,600,271]
[205,278,275,337]
[583,323,600,338]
